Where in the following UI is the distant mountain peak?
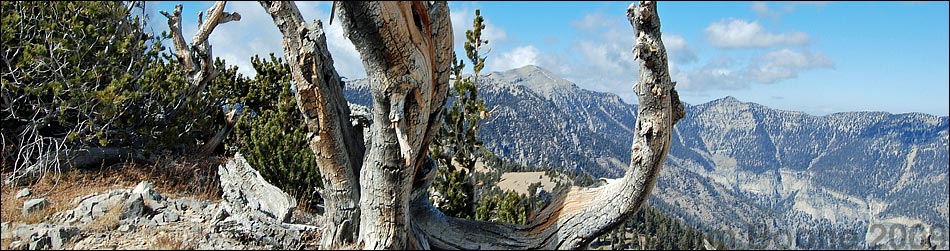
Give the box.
[484,65,577,98]
[714,96,742,104]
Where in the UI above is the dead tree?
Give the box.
[256,1,684,249]
[160,2,242,157]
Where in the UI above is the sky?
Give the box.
[149,1,949,116]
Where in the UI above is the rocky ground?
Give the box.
[1,153,322,250]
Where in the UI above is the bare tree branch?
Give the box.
[159,1,241,156]
[192,1,241,48]
[159,5,195,75]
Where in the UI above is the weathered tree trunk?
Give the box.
[260,1,682,249]
[333,1,454,249]
[259,1,366,248]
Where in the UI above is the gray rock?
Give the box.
[118,224,131,232]
[152,210,180,224]
[9,240,26,250]
[65,189,130,224]
[120,193,144,219]
[29,236,51,250]
[132,181,165,211]
[69,193,95,206]
[22,198,49,215]
[15,188,31,199]
[164,210,180,222]
[205,204,228,223]
[13,224,35,240]
[47,226,79,249]
[1,221,9,239]
[11,224,78,250]
[175,197,199,212]
[152,213,165,224]
[218,153,296,222]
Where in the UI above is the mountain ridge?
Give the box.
[343,65,950,249]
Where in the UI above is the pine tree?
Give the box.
[429,9,490,219]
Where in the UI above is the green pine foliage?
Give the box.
[429,9,490,219]
[0,2,318,207]
[1,1,232,171]
[226,54,322,207]
[590,205,729,250]
[2,1,160,148]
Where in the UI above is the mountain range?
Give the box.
[344,65,949,249]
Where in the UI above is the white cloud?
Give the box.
[704,18,809,49]
[451,7,508,52]
[489,45,540,72]
[168,2,364,79]
[752,2,830,22]
[515,10,641,103]
[675,56,746,91]
[674,49,834,93]
[745,48,834,84]
[752,2,780,19]
[570,12,609,30]
[662,34,697,64]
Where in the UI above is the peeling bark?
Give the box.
[259,1,365,248]
[334,2,452,249]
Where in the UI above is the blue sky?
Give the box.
[150,1,949,116]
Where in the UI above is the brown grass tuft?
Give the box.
[152,233,194,250]
[82,202,122,232]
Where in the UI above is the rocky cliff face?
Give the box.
[344,65,950,249]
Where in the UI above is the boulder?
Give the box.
[15,188,31,199]
[218,153,296,222]
[12,224,78,250]
[120,193,144,220]
[22,198,49,215]
[63,189,129,224]
[131,181,165,211]
[47,225,79,249]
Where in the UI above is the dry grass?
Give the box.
[1,170,106,225]
[1,236,11,250]
[0,155,225,226]
[151,234,194,250]
[82,202,122,232]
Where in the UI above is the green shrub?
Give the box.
[227,54,322,207]
[1,1,230,172]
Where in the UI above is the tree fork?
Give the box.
[334,1,453,249]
